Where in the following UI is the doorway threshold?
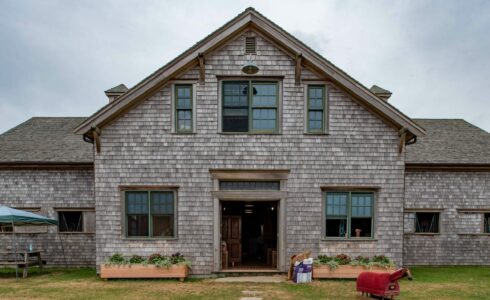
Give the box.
[220,269,279,273]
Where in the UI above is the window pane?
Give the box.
[223,82,249,132]
[351,193,373,217]
[0,225,13,232]
[252,84,277,107]
[177,86,191,98]
[223,115,248,132]
[351,218,372,237]
[152,215,174,237]
[127,215,149,237]
[224,95,248,106]
[326,193,348,216]
[151,192,174,214]
[126,192,148,214]
[415,212,439,233]
[177,97,191,109]
[252,108,276,130]
[326,219,347,237]
[309,86,323,99]
[58,211,83,232]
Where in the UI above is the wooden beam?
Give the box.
[93,127,101,153]
[405,163,490,172]
[211,190,287,200]
[0,162,93,170]
[198,53,205,84]
[295,53,302,85]
[398,128,407,154]
[209,169,290,180]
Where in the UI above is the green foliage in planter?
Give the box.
[129,255,146,264]
[315,254,395,270]
[106,253,128,265]
[106,252,192,268]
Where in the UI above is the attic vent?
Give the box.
[245,37,256,54]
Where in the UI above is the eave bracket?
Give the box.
[295,53,303,86]
[198,52,205,84]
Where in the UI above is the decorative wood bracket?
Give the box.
[295,53,303,86]
[398,128,408,154]
[198,52,205,84]
[92,126,101,153]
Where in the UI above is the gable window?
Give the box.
[175,85,193,132]
[485,213,490,233]
[222,81,278,133]
[306,85,326,133]
[125,191,175,238]
[58,210,95,233]
[325,192,374,238]
[415,212,440,233]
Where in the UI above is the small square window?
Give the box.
[58,211,83,232]
[415,212,440,233]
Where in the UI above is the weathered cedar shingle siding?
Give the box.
[404,171,490,265]
[0,169,95,266]
[95,33,405,274]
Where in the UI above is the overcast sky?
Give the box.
[1,0,489,133]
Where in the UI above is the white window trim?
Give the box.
[170,81,198,134]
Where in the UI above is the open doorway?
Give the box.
[221,201,278,271]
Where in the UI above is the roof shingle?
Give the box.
[406,119,490,164]
[0,117,93,163]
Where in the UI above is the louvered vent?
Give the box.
[245,37,256,54]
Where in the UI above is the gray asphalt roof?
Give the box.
[0,117,488,165]
[0,117,93,164]
[406,119,490,164]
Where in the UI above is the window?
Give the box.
[415,212,440,233]
[58,210,95,233]
[325,192,374,238]
[306,85,326,133]
[0,224,13,233]
[219,181,280,191]
[125,191,175,238]
[222,81,278,133]
[175,84,193,132]
[485,213,490,233]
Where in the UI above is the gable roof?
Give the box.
[0,117,93,164]
[74,7,425,139]
[406,119,490,165]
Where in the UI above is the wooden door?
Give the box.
[222,215,241,265]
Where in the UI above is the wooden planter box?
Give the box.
[100,264,188,280]
[313,265,395,279]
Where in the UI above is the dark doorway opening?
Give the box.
[221,201,278,270]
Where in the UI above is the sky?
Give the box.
[0,0,489,133]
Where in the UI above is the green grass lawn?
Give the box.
[0,266,489,299]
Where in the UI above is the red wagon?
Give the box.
[357,268,412,299]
